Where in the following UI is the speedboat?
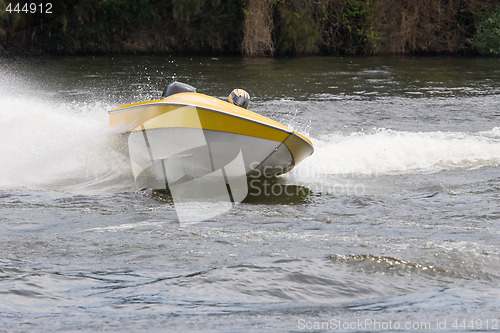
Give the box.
[109,82,313,221]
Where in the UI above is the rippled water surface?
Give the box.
[1,56,499,332]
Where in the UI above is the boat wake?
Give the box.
[290,127,500,179]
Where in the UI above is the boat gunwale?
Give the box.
[110,101,295,136]
[289,132,314,154]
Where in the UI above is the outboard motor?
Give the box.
[162,81,196,98]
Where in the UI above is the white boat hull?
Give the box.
[128,127,294,190]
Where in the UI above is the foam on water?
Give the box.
[291,128,500,179]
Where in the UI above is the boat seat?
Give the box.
[162,81,197,98]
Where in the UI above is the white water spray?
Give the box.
[291,128,500,179]
[0,88,133,192]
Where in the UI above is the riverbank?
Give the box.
[1,0,500,56]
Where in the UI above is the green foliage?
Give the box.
[172,0,243,54]
[311,0,380,55]
[341,0,379,54]
[0,0,499,56]
[474,6,500,56]
[0,0,29,33]
[0,0,7,38]
[173,0,204,21]
[275,2,319,55]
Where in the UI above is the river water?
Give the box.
[0,56,499,332]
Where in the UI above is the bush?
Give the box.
[474,6,500,56]
[275,3,319,55]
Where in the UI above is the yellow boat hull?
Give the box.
[109,92,313,189]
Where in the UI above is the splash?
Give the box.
[291,128,500,178]
[0,94,133,192]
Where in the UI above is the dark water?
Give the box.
[1,56,499,332]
